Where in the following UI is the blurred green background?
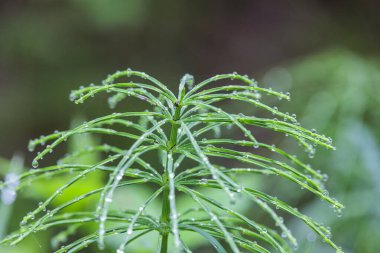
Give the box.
[0,1,379,252]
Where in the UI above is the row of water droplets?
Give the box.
[189,78,329,190]
[116,187,164,253]
[166,152,181,250]
[182,187,241,253]
[190,117,336,207]
[182,123,236,201]
[96,120,166,250]
[191,73,335,160]
[184,73,345,251]
[15,156,121,245]
[198,138,342,214]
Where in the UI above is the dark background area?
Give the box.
[1,0,379,159]
[1,1,379,253]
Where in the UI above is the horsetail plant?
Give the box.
[0,69,344,253]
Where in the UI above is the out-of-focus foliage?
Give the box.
[0,155,23,239]
[265,49,380,253]
[0,155,46,253]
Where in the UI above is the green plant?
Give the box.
[0,69,344,253]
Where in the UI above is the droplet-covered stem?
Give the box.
[160,102,181,253]
[167,104,182,150]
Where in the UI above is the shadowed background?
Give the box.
[0,0,379,252]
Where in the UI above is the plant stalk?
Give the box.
[159,103,181,253]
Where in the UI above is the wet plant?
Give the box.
[0,69,344,252]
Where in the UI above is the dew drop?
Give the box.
[335,208,343,218]
[32,160,39,168]
[28,142,35,152]
[69,92,77,101]
[285,92,291,101]
[200,178,208,185]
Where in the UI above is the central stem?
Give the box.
[160,103,181,253]
[160,180,170,253]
